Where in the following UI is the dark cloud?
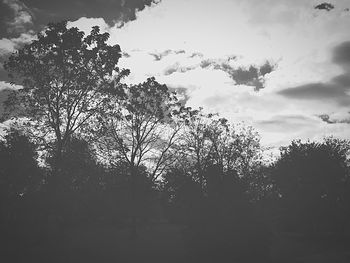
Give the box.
[318,113,350,124]
[0,32,36,82]
[332,41,350,68]
[256,115,318,132]
[332,74,350,86]
[23,0,160,27]
[230,66,259,83]
[314,3,335,11]
[122,52,131,58]
[149,49,172,61]
[0,0,160,83]
[0,1,16,37]
[0,0,161,38]
[199,59,214,69]
[164,56,276,91]
[149,49,185,61]
[278,82,347,99]
[277,80,350,106]
[200,60,275,91]
[278,41,350,106]
[0,0,33,38]
[174,50,185,54]
[318,114,335,124]
[164,63,195,75]
[188,52,203,58]
[259,61,275,76]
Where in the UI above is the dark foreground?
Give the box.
[2,221,350,263]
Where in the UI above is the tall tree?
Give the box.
[4,21,129,183]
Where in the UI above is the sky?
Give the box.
[0,0,350,149]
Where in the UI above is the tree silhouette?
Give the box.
[170,108,262,194]
[272,138,350,233]
[4,21,129,188]
[95,77,188,236]
[97,77,186,181]
[0,129,45,258]
[0,128,42,199]
[45,137,102,192]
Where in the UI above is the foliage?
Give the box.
[45,137,103,192]
[97,77,187,180]
[271,137,350,232]
[170,108,263,192]
[4,21,129,171]
[0,128,42,198]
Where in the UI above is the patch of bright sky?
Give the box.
[68,0,350,147]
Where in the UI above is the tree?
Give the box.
[95,77,188,237]
[97,77,186,181]
[0,129,45,252]
[45,137,102,192]
[271,138,350,232]
[0,128,42,199]
[4,21,129,184]
[171,108,263,194]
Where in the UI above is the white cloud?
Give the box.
[0,32,35,56]
[67,17,111,35]
[0,81,21,91]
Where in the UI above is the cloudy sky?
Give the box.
[1,0,350,148]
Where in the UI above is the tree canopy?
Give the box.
[4,21,129,175]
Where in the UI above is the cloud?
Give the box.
[122,52,131,58]
[67,17,111,35]
[332,41,350,69]
[318,114,335,124]
[278,41,350,106]
[0,31,35,54]
[318,113,350,124]
[256,114,319,132]
[189,52,203,58]
[277,80,350,106]
[314,3,335,11]
[149,49,172,61]
[200,59,276,91]
[165,57,276,91]
[163,62,196,75]
[0,0,33,38]
[149,49,185,61]
[0,31,36,81]
[34,0,350,148]
[227,62,275,91]
[19,0,161,31]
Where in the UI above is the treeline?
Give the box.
[1,21,350,262]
